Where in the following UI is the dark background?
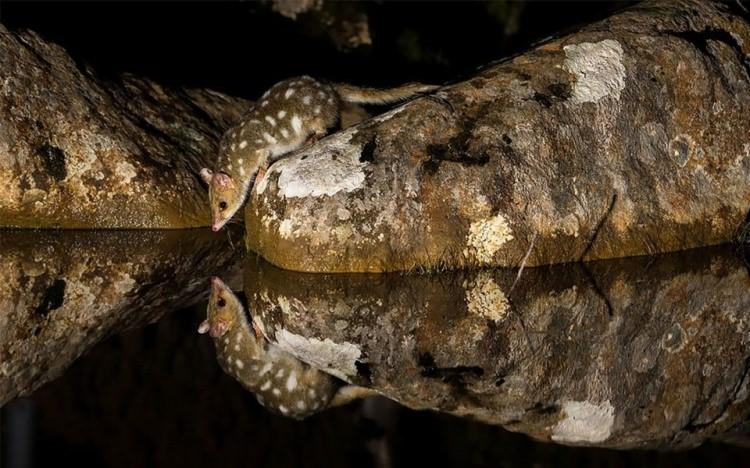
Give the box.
[0,1,634,96]
[2,2,749,467]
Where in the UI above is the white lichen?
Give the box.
[563,39,626,104]
[256,129,366,198]
[274,328,361,381]
[465,272,510,322]
[115,161,138,184]
[551,400,615,444]
[464,213,514,263]
[278,218,294,238]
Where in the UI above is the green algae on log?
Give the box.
[246,0,750,272]
[0,230,242,405]
[241,246,750,449]
[0,25,252,228]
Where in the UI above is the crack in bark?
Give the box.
[579,193,618,262]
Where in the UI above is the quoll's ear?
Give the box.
[214,172,232,188]
[200,168,213,184]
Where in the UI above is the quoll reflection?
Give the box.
[198,276,375,419]
[207,246,750,450]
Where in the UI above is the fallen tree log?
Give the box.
[0,25,251,228]
[247,0,750,271]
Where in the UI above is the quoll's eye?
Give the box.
[219,201,228,210]
[217,298,226,307]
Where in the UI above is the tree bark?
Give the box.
[246,0,750,272]
[0,25,251,228]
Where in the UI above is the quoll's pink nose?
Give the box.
[212,224,220,232]
[211,276,222,286]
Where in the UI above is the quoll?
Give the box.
[201,75,439,230]
[198,276,375,419]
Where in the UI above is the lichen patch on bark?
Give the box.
[563,39,626,104]
[552,400,615,444]
[463,213,514,264]
[257,129,367,199]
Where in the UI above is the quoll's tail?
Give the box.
[333,82,439,105]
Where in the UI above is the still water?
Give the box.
[1,230,749,467]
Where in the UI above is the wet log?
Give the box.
[0,25,251,228]
[246,0,750,272]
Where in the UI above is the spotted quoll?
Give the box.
[200,75,438,230]
[198,276,376,419]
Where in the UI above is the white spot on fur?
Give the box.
[285,88,296,99]
[277,110,287,119]
[261,380,272,391]
[465,272,510,321]
[273,388,281,396]
[303,95,312,105]
[291,115,303,135]
[286,372,298,391]
[563,39,626,104]
[265,116,276,127]
[261,100,268,107]
[239,141,248,149]
[464,213,514,263]
[730,32,745,48]
[257,130,366,198]
[552,400,615,444]
[281,128,289,139]
[260,363,273,375]
[263,132,277,144]
[274,328,361,380]
[236,359,244,369]
[278,404,288,414]
[276,368,285,378]
[297,400,306,410]
[313,106,321,115]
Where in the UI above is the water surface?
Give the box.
[1,230,749,466]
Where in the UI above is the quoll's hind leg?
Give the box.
[253,160,269,188]
[251,150,271,189]
[303,119,330,147]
